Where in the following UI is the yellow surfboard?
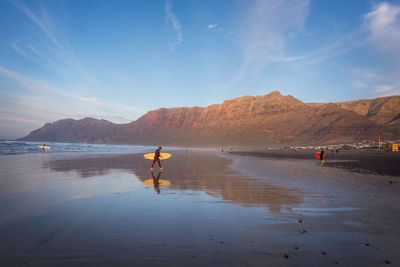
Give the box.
[142,179,171,187]
[38,145,51,149]
[143,152,172,160]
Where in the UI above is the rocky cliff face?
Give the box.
[20,92,399,146]
[336,96,400,128]
[112,91,396,146]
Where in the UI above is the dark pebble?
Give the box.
[298,220,303,223]
[284,254,289,259]
[220,241,224,244]
[385,260,391,264]
[365,243,371,246]
[294,246,299,250]
[322,251,327,255]
[300,230,307,234]
[389,181,393,184]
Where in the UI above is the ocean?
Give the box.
[0,140,157,155]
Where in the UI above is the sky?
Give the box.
[1,0,400,138]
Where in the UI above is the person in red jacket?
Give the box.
[151,147,163,171]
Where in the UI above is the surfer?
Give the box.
[151,147,163,171]
[320,148,325,166]
[42,144,45,151]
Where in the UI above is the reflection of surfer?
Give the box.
[151,147,163,171]
[151,170,162,194]
[320,148,325,166]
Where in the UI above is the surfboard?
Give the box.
[143,152,172,160]
[38,145,51,149]
[315,152,326,159]
[142,179,171,187]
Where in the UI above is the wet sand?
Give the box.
[0,150,399,266]
[233,149,400,176]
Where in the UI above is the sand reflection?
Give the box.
[44,150,303,212]
[142,171,171,194]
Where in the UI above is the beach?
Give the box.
[0,149,399,266]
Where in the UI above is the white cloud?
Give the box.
[351,2,400,97]
[374,84,400,95]
[224,0,310,87]
[207,24,218,29]
[351,68,400,97]
[166,0,183,52]
[364,1,400,58]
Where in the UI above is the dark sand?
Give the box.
[234,149,400,176]
[0,150,399,266]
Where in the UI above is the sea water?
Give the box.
[0,140,156,155]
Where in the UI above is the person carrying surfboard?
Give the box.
[151,147,163,171]
[320,148,325,166]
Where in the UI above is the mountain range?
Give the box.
[19,91,400,147]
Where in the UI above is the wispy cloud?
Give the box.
[207,24,217,29]
[352,67,400,96]
[0,65,56,95]
[166,0,183,52]
[10,0,99,90]
[10,0,63,49]
[364,1,400,60]
[272,30,365,64]
[351,2,400,97]
[1,0,144,137]
[0,64,142,137]
[223,0,310,87]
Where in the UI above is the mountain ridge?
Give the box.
[19,91,400,146]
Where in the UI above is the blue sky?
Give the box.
[1,0,400,138]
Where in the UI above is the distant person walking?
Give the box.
[151,147,163,171]
[320,148,325,166]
